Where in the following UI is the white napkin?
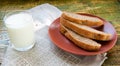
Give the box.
[27,3,62,26]
[1,3,107,66]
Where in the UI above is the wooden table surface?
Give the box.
[0,0,120,66]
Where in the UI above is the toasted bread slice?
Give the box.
[60,24,101,51]
[60,17,112,41]
[61,12,103,27]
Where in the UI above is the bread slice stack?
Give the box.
[60,12,112,51]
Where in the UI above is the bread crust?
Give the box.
[60,24,101,51]
[60,17,112,41]
[61,12,103,27]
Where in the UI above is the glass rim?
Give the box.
[3,10,33,26]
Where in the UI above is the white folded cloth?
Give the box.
[1,3,107,66]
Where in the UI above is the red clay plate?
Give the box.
[49,13,117,56]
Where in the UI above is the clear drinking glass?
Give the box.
[3,11,35,51]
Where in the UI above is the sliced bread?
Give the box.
[61,12,103,27]
[60,17,112,41]
[60,24,101,51]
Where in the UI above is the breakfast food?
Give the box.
[60,24,101,51]
[59,12,112,51]
[61,12,103,27]
[60,17,112,41]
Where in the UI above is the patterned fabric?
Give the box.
[1,26,107,66]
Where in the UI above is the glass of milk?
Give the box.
[3,11,35,51]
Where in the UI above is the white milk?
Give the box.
[4,13,35,51]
